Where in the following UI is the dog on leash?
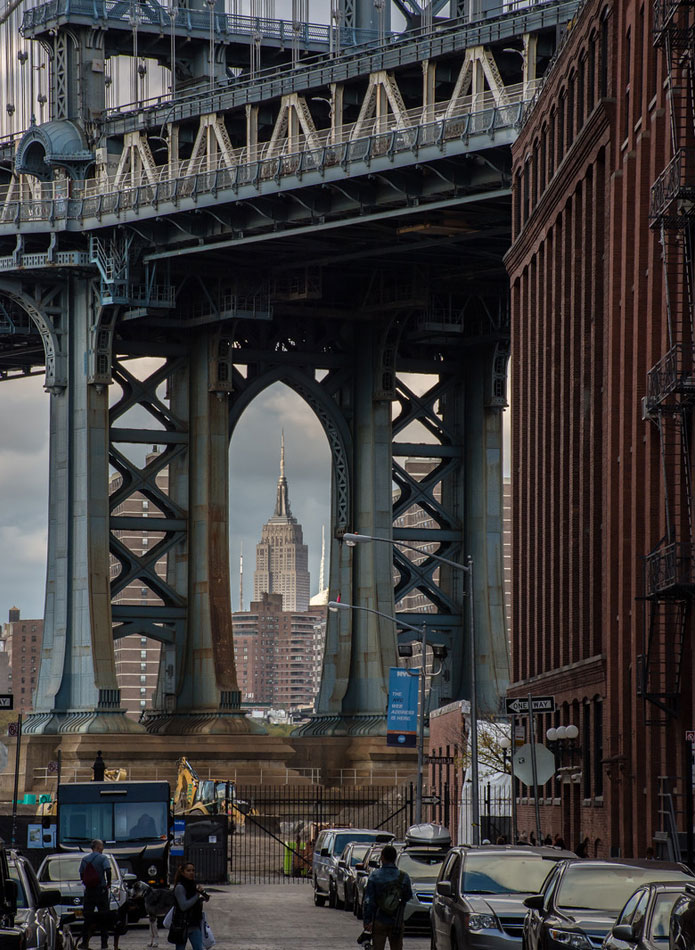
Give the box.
[131,881,175,947]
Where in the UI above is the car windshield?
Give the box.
[347,845,372,866]
[334,833,387,853]
[397,852,446,883]
[39,855,118,883]
[461,853,564,895]
[8,866,27,909]
[60,802,167,842]
[557,867,693,912]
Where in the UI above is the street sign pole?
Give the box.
[11,712,22,849]
[527,693,542,844]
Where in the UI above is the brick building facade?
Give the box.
[506,0,689,858]
[232,592,325,709]
[0,607,42,714]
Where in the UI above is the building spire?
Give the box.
[319,525,326,592]
[273,431,294,521]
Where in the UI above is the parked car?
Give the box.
[397,842,450,932]
[669,885,695,950]
[37,852,132,935]
[336,842,374,912]
[312,828,395,907]
[431,844,577,950]
[8,850,61,950]
[603,881,695,950]
[523,860,694,950]
[353,840,393,919]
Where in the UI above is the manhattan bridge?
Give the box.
[0,0,576,737]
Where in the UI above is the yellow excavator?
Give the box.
[173,757,254,832]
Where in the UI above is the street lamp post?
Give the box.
[327,600,445,825]
[341,532,480,844]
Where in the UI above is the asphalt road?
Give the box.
[110,885,432,950]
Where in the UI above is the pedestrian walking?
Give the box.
[362,844,413,950]
[79,839,112,950]
[169,862,210,950]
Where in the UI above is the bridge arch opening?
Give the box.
[229,380,332,713]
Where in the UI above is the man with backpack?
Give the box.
[79,839,112,950]
[363,844,413,950]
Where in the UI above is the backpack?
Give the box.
[81,856,101,889]
[376,870,405,916]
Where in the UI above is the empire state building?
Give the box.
[253,434,311,611]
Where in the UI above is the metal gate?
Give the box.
[229,784,415,884]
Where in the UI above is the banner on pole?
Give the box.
[387,667,418,747]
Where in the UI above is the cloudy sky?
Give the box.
[0,373,331,621]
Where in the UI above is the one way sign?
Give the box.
[0,695,13,710]
[505,696,555,715]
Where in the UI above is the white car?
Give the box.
[37,853,131,933]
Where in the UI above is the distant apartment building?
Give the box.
[394,458,440,614]
[233,593,324,709]
[109,450,167,718]
[0,607,42,713]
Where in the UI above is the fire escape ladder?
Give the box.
[655,776,684,859]
[640,596,688,723]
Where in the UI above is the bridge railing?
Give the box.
[0,85,535,226]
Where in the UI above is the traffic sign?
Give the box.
[513,743,556,785]
[506,696,556,715]
[0,694,13,710]
[422,794,441,807]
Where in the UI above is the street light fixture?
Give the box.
[327,599,446,824]
[339,531,480,844]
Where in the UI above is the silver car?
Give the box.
[37,852,131,933]
[431,845,577,950]
[313,828,395,907]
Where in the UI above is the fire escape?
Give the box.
[641,0,695,725]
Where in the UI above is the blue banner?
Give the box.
[387,667,419,747]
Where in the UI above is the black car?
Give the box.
[8,851,61,950]
[523,860,694,950]
[335,841,374,912]
[603,881,695,950]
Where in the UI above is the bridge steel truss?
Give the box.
[0,0,576,735]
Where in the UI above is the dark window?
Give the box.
[567,74,575,144]
[588,37,596,107]
[557,95,565,163]
[593,699,604,796]
[577,58,585,130]
[583,703,591,798]
[600,16,609,98]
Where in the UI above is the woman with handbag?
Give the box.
[168,863,210,950]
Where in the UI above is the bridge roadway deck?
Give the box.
[0,95,520,244]
[21,0,384,58]
[100,0,578,135]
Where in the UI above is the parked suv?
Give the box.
[312,828,395,907]
[431,844,576,950]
